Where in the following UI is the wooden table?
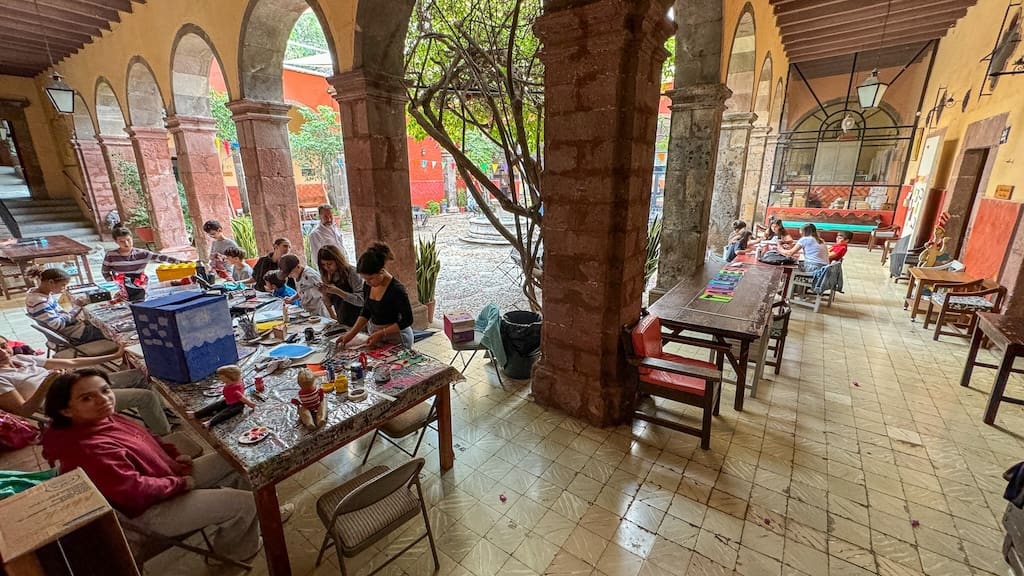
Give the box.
[733,251,797,296]
[0,235,94,283]
[960,312,1024,425]
[904,267,975,322]
[649,263,783,411]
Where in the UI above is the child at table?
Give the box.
[829,230,852,262]
[24,267,107,344]
[264,271,298,303]
[223,247,253,283]
[726,220,753,262]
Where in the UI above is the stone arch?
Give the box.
[95,78,128,136]
[353,0,415,76]
[170,24,229,117]
[72,95,97,140]
[752,54,772,127]
[238,0,340,101]
[126,57,167,128]
[724,6,756,113]
[772,78,785,130]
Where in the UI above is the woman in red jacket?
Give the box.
[41,369,261,563]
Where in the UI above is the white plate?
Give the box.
[238,427,270,444]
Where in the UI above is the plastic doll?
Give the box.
[291,367,326,428]
[193,365,256,427]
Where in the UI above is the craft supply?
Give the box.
[349,361,364,381]
[254,377,265,393]
[334,374,348,394]
[238,426,270,445]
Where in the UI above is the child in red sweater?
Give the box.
[41,369,261,563]
[829,230,852,262]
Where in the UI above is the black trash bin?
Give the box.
[500,310,542,379]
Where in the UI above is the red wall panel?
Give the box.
[961,198,1022,281]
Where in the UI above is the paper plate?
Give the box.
[238,426,270,444]
[267,343,315,359]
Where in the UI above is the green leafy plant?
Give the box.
[114,158,150,228]
[456,189,468,208]
[426,200,441,215]
[415,226,444,304]
[176,180,193,242]
[230,216,258,259]
[644,215,663,290]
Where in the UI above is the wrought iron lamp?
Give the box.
[857,69,888,109]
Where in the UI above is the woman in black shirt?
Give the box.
[316,245,364,327]
[339,243,415,349]
[251,237,294,292]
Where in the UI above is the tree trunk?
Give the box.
[231,147,250,215]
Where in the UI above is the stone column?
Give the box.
[740,125,771,223]
[754,132,782,224]
[166,115,235,259]
[651,83,731,300]
[226,99,302,258]
[72,138,118,239]
[98,135,141,227]
[531,0,673,426]
[126,126,195,259]
[707,112,756,250]
[328,69,424,326]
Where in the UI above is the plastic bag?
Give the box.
[0,412,39,451]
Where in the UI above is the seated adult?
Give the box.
[102,226,185,280]
[25,267,106,344]
[251,237,294,292]
[779,223,830,273]
[829,230,852,262]
[340,243,414,349]
[41,369,261,564]
[765,219,794,250]
[317,245,364,327]
[725,220,753,262]
[0,336,169,435]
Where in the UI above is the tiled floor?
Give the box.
[3,245,1020,576]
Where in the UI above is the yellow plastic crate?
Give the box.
[155,262,196,282]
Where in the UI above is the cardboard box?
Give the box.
[444,310,476,343]
[131,291,238,383]
[0,469,139,575]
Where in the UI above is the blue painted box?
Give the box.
[131,291,238,383]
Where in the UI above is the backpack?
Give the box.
[758,250,797,266]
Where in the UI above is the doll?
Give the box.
[193,365,256,427]
[291,367,326,428]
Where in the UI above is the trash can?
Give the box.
[500,310,542,379]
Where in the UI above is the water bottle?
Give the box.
[39,238,48,247]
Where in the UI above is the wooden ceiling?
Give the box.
[0,0,145,77]
[773,0,979,64]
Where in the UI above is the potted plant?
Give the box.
[415,226,443,323]
[230,216,259,266]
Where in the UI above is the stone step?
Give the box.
[7,205,87,217]
[19,222,97,235]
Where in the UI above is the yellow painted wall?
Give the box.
[50,0,357,128]
[905,0,1024,200]
[722,0,789,120]
[0,75,73,198]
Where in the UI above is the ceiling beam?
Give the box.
[0,19,94,44]
[774,0,868,15]
[777,0,969,29]
[786,22,954,52]
[0,10,108,36]
[0,65,44,77]
[780,6,968,42]
[0,32,82,53]
[789,31,949,62]
[41,0,122,22]
[0,1,112,31]
[76,0,135,13]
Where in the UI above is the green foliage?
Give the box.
[415,226,444,304]
[230,216,258,259]
[455,189,468,208]
[176,180,193,241]
[285,11,330,64]
[426,200,441,215]
[209,90,237,143]
[645,215,663,289]
[288,104,344,186]
[114,158,150,228]
[662,36,676,84]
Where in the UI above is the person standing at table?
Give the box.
[102,226,186,280]
[307,204,347,260]
[316,245,364,327]
[202,220,240,276]
[24,267,107,344]
[779,223,830,273]
[278,254,328,317]
[339,243,414,349]
[251,237,294,292]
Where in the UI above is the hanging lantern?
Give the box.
[857,69,888,109]
[45,72,75,115]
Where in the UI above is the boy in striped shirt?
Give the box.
[102,226,185,280]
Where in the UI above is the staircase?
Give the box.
[0,199,103,245]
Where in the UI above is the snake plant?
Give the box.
[644,215,663,289]
[230,216,259,259]
[415,226,444,304]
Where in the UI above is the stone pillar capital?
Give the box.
[721,111,758,129]
[666,83,732,112]
[96,134,132,147]
[165,115,217,135]
[126,125,170,140]
[71,137,101,152]
[328,69,408,104]
[536,0,673,59]
[226,99,292,124]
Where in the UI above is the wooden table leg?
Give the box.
[960,324,985,388]
[983,350,1017,425]
[750,323,772,400]
[910,281,928,322]
[904,275,916,309]
[734,341,749,411]
[81,254,94,283]
[436,385,454,471]
[254,484,290,576]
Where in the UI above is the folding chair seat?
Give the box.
[361,401,436,464]
[117,513,251,571]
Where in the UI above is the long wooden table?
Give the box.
[0,235,94,282]
[904,267,975,322]
[85,298,462,576]
[960,312,1024,425]
[649,263,783,411]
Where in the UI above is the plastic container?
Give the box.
[155,262,197,282]
[500,311,542,379]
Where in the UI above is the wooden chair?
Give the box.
[361,401,436,465]
[622,314,725,450]
[787,261,843,313]
[764,300,792,375]
[923,279,1006,341]
[868,225,900,253]
[315,458,438,576]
